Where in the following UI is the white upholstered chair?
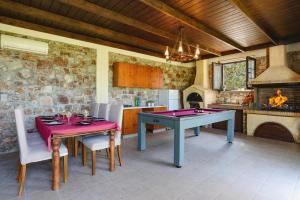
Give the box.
[74,103,111,158]
[26,131,45,145]
[98,103,110,120]
[15,107,68,196]
[91,102,100,117]
[81,104,123,175]
[72,102,102,158]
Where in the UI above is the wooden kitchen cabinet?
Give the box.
[113,62,163,89]
[208,104,245,133]
[122,108,142,135]
[212,109,243,132]
[122,107,167,135]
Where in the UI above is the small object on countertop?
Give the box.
[123,104,133,108]
[146,100,155,107]
[135,96,141,106]
[242,91,254,105]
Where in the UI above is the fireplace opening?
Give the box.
[254,86,300,112]
[254,122,295,143]
[187,92,203,109]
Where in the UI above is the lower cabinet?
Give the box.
[122,107,167,135]
[122,108,142,135]
[212,109,244,133]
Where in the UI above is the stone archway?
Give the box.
[254,122,295,143]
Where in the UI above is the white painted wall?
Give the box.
[247,113,300,143]
[0,23,194,103]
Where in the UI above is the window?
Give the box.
[223,61,246,90]
[212,57,256,91]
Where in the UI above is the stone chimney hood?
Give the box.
[250,45,300,85]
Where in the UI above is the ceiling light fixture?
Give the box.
[164,26,200,63]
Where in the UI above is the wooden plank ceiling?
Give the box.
[0,0,299,60]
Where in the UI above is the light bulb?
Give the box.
[164,46,169,56]
[178,41,183,53]
[194,54,199,59]
[195,44,200,55]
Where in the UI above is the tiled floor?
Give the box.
[1,128,300,200]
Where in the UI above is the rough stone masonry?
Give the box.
[0,32,96,153]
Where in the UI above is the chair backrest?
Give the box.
[14,107,29,162]
[98,103,110,120]
[109,104,123,130]
[91,102,100,117]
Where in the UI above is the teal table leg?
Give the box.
[194,127,200,136]
[227,118,235,143]
[174,124,184,168]
[138,118,146,151]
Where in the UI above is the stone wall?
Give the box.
[0,32,96,153]
[108,53,195,106]
[288,51,300,74]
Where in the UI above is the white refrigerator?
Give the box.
[158,89,181,110]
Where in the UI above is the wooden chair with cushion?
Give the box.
[15,107,68,196]
[81,104,123,175]
[98,103,110,120]
[91,102,101,117]
[73,102,103,158]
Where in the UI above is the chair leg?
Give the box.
[17,159,21,182]
[66,138,73,155]
[117,145,123,166]
[82,143,87,166]
[63,155,68,184]
[92,151,96,176]
[106,148,110,159]
[74,138,78,159]
[18,164,26,196]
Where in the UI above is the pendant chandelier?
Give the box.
[164,26,200,63]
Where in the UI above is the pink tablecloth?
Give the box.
[35,117,119,151]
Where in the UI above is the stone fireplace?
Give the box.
[246,45,300,143]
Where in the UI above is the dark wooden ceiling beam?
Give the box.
[0,16,163,58]
[0,0,167,54]
[57,0,221,56]
[140,0,246,52]
[201,42,275,59]
[228,0,278,45]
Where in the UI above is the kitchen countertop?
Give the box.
[123,105,167,110]
[208,103,249,110]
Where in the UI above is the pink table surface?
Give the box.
[152,108,224,117]
[35,116,118,151]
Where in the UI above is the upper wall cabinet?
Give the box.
[113,62,163,89]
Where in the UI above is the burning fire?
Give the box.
[268,89,288,108]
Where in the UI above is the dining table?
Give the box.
[35,116,119,190]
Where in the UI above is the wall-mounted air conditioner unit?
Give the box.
[0,34,48,55]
